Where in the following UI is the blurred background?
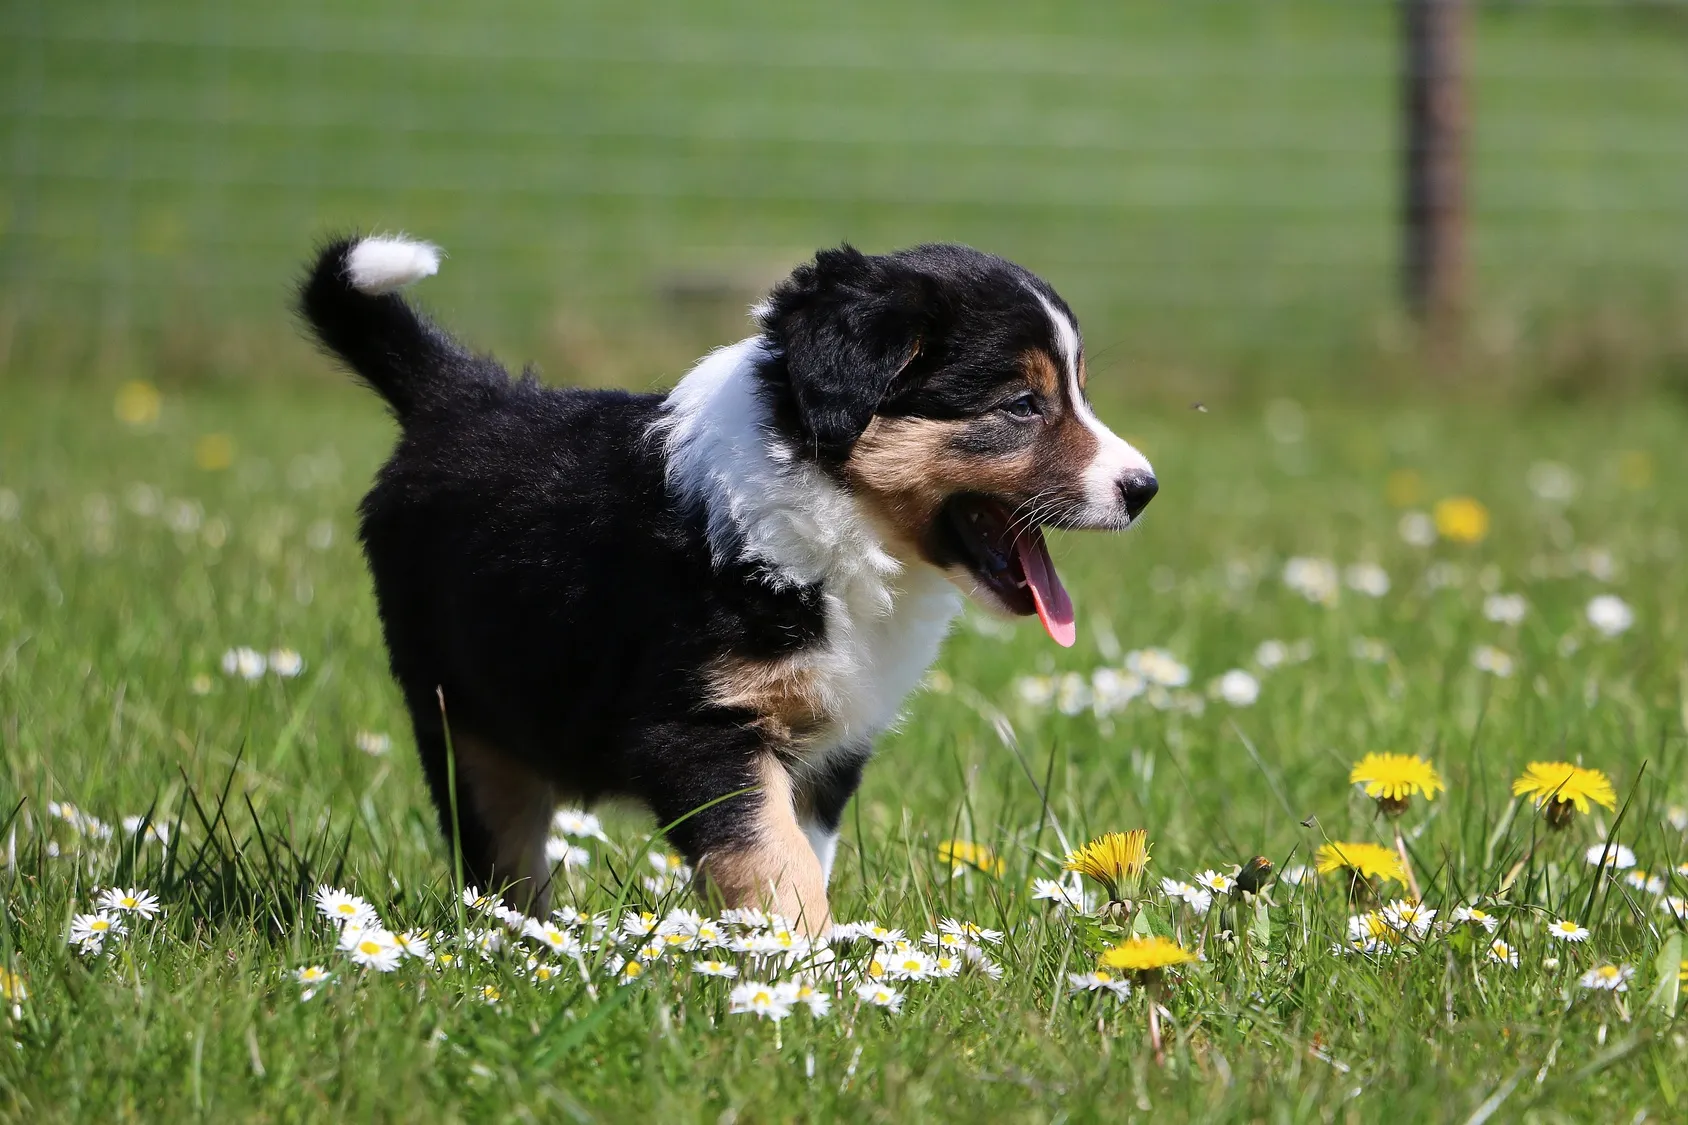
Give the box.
[3,0,1685,403]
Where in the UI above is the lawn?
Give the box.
[3,0,1688,1119]
[0,371,1684,1120]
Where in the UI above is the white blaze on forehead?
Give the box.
[1034,291,1154,525]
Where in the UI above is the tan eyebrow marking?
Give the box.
[1022,349,1061,399]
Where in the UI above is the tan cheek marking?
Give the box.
[706,654,830,743]
[454,733,556,914]
[844,416,1038,553]
[698,756,830,936]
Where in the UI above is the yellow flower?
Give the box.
[0,967,25,1004]
[936,839,1005,878]
[1100,935,1196,974]
[1679,959,1686,985]
[1385,469,1422,508]
[1511,762,1616,829]
[1315,842,1408,886]
[195,433,235,471]
[114,380,162,426]
[1433,496,1489,544]
[1064,830,1152,902]
[1349,753,1444,815]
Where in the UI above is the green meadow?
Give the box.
[2,1,1687,1121]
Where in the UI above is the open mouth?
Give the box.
[941,496,1076,647]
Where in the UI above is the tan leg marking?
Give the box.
[455,733,556,916]
[699,756,830,936]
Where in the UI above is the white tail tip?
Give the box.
[346,236,442,295]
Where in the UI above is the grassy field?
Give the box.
[3,0,1688,1119]
[3,0,1686,391]
[0,370,1685,1120]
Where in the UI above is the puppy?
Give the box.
[299,235,1156,933]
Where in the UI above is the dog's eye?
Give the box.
[998,392,1041,420]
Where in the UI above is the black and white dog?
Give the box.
[299,235,1156,933]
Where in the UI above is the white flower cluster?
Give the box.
[219,647,305,681]
[67,886,162,956]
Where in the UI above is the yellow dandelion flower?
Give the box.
[1511,762,1616,829]
[1433,496,1489,544]
[1064,829,1152,902]
[1349,753,1444,816]
[114,380,162,426]
[936,839,1005,878]
[195,433,236,471]
[1315,842,1408,886]
[1099,935,1197,974]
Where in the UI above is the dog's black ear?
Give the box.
[760,246,930,464]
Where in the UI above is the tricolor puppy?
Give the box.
[299,235,1156,934]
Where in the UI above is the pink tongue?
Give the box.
[1014,529,1075,647]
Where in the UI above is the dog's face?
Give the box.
[758,245,1156,646]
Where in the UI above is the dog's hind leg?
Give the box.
[410,704,555,915]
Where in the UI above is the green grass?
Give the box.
[3,0,1687,389]
[1,374,1685,1121]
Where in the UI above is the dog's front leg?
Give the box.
[695,755,831,937]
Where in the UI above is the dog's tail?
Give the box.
[298,234,499,421]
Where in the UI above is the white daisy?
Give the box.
[720,907,775,930]
[1160,878,1213,915]
[1483,593,1528,625]
[1067,970,1132,1000]
[1193,870,1236,896]
[120,816,171,845]
[1658,897,1688,922]
[1545,919,1589,942]
[1486,940,1518,967]
[269,649,305,677]
[776,980,832,1018]
[1450,906,1499,934]
[1344,562,1390,598]
[931,953,962,978]
[222,647,266,680]
[339,927,401,972]
[464,928,504,958]
[620,911,661,939]
[1470,646,1515,678]
[1622,869,1665,895]
[523,919,581,955]
[545,837,591,867]
[1030,877,1090,912]
[882,950,936,981]
[354,730,391,756]
[1585,595,1634,638]
[292,965,331,1000]
[1382,899,1436,940]
[461,886,501,915]
[1213,668,1260,707]
[552,809,608,840]
[1125,648,1191,688]
[855,981,905,1012]
[391,930,432,960]
[315,886,378,928]
[1578,964,1634,992]
[921,930,966,951]
[98,886,161,919]
[1277,864,1313,887]
[68,911,125,952]
[693,959,739,978]
[937,918,1002,946]
[729,981,793,1021]
[529,960,565,986]
[1585,844,1637,870]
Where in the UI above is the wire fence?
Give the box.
[2,0,1685,386]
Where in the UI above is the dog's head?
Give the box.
[758,244,1156,646]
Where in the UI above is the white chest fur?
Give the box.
[655,337,962,756]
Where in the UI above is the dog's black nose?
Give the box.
[1119,472,1158,520]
